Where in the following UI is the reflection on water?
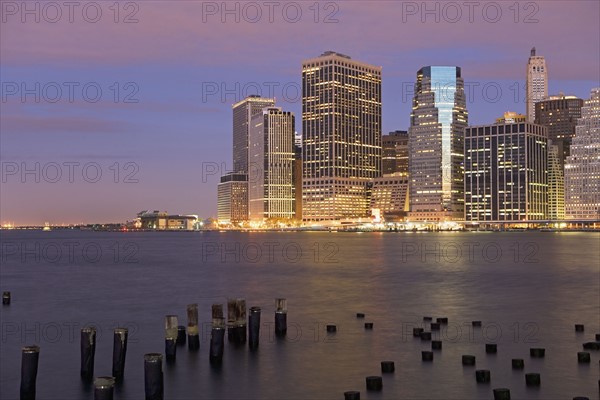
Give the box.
[0,230,598,399]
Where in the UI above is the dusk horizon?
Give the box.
[2,1,599,225]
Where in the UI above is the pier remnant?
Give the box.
[187,304,200,350]
[227,299,247,344]
[365,376,382,391]
[112,328,128,382]
[275,298,287,337]
[144,353,164,400]
[20,345,39,400]
[80,327,97,381]
[210,304,225,364]
[381,361,395,373]
[164,315,178,362]
[93,377,115,400]
[248,307,261,350]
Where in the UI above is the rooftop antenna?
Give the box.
[531,47,536,57]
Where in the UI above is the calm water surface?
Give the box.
[0,230,599,399]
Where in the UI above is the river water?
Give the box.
[0,230,598,399]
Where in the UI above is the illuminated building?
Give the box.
[565,88,600,220]
[217,173,248,225]
[302,51,382,221]
[233,95,275,173]
[464,122,548,221]
[408,66,468,221]
[369,174,409,220]
[248,107,296,221]
[526,47,548,123]
[547,140,565,220]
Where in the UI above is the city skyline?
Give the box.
[1,1,599,225]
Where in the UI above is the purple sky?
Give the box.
[1,1,599,225]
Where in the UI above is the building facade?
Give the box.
[464,122,548,222]
[564,88,600,220]
[547,140,565,220]
[137,211,197,230]
[526,47,548,123]
[233,95,275,173]
[408,66,468,221]
[496,111,526,124]
[217,173,248,225]
[248,107,296,222]
[382,130,409,175]
[369,175,409,220]
[535,94,583,165]
[302,51,382,222]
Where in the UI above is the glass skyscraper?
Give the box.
[408,66,468,221]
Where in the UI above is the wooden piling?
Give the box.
[165,315,178,362]
[112,328,128,382]
[275,298,287,337]
[144,353,164,400]
[80,327,96,381]
[93,377,115,400]
[210,304,225,364]
[20,345,39,400]
[187,304,200,350]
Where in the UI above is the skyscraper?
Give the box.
[248,107,296,222]
[382,131,409,176]
[464,122,548,222]
[302,51,382,222]
[526,47,548,123]
[233,95,276,173]
[408,66,468,221]
[218,95,275,224]
[564,88,600,220]
[535,94,583,165]
[547,140,565,220]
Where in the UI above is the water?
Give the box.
[1,230,598,399]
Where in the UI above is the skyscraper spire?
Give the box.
[526,48,547,123]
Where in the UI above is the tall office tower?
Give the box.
[408,66,468,222]
[248,107,296,222]
[565,88,600,220]
[464,122,548,222]
[382,131,409,175]
[302,51,382,222]
[526,47,548,123]
[233,95,276,173]
[217,173,248,225]
[547,140,565,220]
[535,94,583,165]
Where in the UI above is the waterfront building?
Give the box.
[408,66,468,222]
[217,173,248,225]
[248,107,296,222]
[302,51,382,222]
[464,122,548,222]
